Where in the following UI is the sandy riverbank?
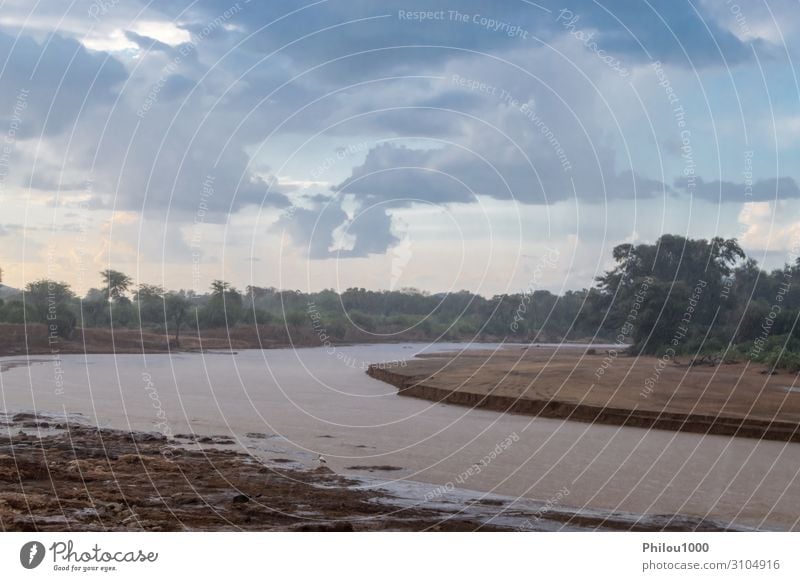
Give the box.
[367,345,800,443]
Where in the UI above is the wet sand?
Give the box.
[367,345,800,442]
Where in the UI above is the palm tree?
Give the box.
[210,280,230,297]
[101,270,132,302]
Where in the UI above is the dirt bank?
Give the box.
[0,323,355,357]
[0,323,506,357]
[367,346,800,443]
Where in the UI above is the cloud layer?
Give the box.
[1,0,798,291]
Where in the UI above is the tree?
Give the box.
[101,269,133,303]
[210,280,230,297]
[134,284,165,301]
[24,279,77,338]
[135,284,166,326]
[595,235,745,354]
[201,280,243,327]
[165,293,192,347]
[84,288,106,302]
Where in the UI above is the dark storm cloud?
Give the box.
[149,0,761,74]
[334,141,666,207]
[555,0,762,68]
[274,198,398,259]
[0,0,789,264]
[0,22,291,218]
[0,31,127,138]
[338,204,399,258]
[675,176,800,202]
[273,201,347,259]
[334,144,477,205]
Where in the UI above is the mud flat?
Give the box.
[367,346,800,443]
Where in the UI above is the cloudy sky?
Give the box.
[0,0,798,296]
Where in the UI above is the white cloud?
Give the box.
[738,200,800,254]
[130,20,191,46]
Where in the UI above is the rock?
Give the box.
[170,493,200,505]
[12,413,38,423]
[245,432,270,439]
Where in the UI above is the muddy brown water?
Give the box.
[1,343,798,530]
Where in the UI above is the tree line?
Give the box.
[0,234,798,370]
[0,267,592,345]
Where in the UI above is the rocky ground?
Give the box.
[0,413,748,532]
[0,414,510,532]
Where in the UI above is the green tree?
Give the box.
[210,280,230,297]
[595,235,744,354]
[201,280,243,327]
[101,269,133,303]
[135,284,166,326]
[24,279,77,338]
[165,293,192,347]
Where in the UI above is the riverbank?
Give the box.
[367,345,800,443]
[0,413,503,531]
[0,412,746,532]
[0,323,514,357]
[0,323,331,356]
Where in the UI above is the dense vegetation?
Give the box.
[0,267,593,345]
[0,234,798,370]
[583,235,800,371]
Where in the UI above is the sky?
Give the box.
[0,0,799,297]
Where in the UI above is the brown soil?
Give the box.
[0,416,510,532]
[0,323,503,357]
[367,345,800,442]
[0,323,325,356]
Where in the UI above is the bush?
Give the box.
[284,309,307,327]
[0,300,26,324]
[48,309,77,339]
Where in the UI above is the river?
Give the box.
[1,343,798,530]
